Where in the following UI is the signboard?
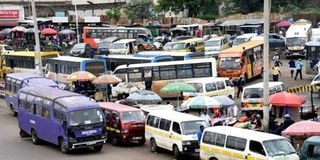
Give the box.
[0,10,19,18]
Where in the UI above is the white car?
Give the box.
[0,44,14,54]
[311,74,320,85]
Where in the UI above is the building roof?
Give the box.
[99,102,140,112]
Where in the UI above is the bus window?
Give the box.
[26,95,35,112]
[194,63,212,78]
[177,64,192,79]
[34,97,43,115]
[11,79,16,94]
[159,65,176,80]
[19,92,27,108]
[216,81,225,90]
[206,83,217,92]
[53,103,66,122]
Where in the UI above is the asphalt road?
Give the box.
[0,59,318,160]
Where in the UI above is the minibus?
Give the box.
[145,110,209,159]
[99,102,145,146]
[5,73,58,116]
[18,86,106,153]
[200,126,299,160]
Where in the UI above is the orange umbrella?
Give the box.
[268,92,306,107]
[92,75,122,85]
[41,28,57,35]
[66,71,96,82]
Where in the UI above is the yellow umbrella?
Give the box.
[92,74,122,85]
[66,71,96,82]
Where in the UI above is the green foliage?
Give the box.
[124,0,156,23]
[106,8,121,22]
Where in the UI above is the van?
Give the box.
[205,36,230,58]
[98,37,120,55]
[109,39,138,55]
[232,33,257,46]
[164,38,205,52]
[241,82,286,110]
[183,77,235,99]
[300,136,320,160]
[0,44,14,54]
[200,126,299,160]
[99,102,145,145]
[146,110,209,159]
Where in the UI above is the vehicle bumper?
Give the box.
[70,139,106,149]
[181,144,200,154]
[119,134,145,143]
[286,49,305,56]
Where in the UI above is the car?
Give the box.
[69,43,92,57]
[97,37,120,55]
[251,33,285,48]
[232,33,257,46]
[311,74,320,86]
[153,36,163,50]
[171,35,195,42]
[0,44,14,54]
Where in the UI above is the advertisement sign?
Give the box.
[0,10,19,18]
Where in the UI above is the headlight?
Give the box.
[101,134,106,139]
[182,141,192,145]
[69,137,77,143]
[121,129,128,134]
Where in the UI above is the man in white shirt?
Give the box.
[200,110,211,125]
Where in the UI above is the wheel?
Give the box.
[59,138,69,154]
[111,136,119,146]
[138,139,146,145]
[209,158,218,160]
[31,130,40,145]
[173,145,181,159]
[10,105,17,117]
[138,45,144,51]
[150,138,158,153]
[93,144,103,152]
[228,95,233,99]
[19,129,29,138]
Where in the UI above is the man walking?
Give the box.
[295,59,303,80]
[237,76,244,98]
[288,58,295,78]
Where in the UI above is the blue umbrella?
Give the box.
[211,96,236,108]
[0,28,11,36]
[127,90,162,104]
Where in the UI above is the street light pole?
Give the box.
[263,0,271,132]
[30,0,42,74]
[73,0,80,44]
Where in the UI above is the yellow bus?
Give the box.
[163,38,205,52]
[4,51,59,74]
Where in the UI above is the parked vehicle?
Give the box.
[164,38,205,52]
[139,104,174,115]
[99,102,145,145]
[232,33,257,46]
[0,44,14,54]
[171,36,195,42]
[200,126,299,160]
[5,73,58,116]
[251,33,285,48]
[145,110,209,159]
[300,136,320,160]
[18,86,106,153]
[97,37,120,55]
[69,43,91,57]
[205,36,230,58]
[109,39,138,55]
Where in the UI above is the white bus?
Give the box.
[113,58,217,97]
[285,19,312,57]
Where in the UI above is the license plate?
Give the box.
[133,137,142,140]
[195,149,200,152]
[86,141,96,145]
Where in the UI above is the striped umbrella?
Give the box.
[66,71,96,82]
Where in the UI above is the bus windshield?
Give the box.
[121,111,145,123]
[286,37,306,46]
[263,139,296,157]
[205,40,220,47]
[181,120,208,135]
[69,108,104,126]
[172,43,186,50]
[243,88,263,99]
[233,38,248,46]
[219,57,241,70]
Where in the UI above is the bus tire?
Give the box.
[111,136,119,146]
[10,104,17,117]
[173,145,181,159]
[59,138,69,154]
[228,95,233,99]
[31,129,40,145]
[150,138,158,153]
[209,157,218,160]
[93,144,103,152]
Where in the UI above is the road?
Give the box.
[0,59,318,160]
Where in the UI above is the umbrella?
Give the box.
[269,92,306,107]
[127,90,162,104]
[160,82,196,106]
[211,96,236,108]
[276,21,292,27]
[114,82,145,95]
[24,28,38,34]
[58,29,76,35]
[282,121,320,137]
[0,28,11,36]
[169,27,187,32]
[11,26,26,32]
[92,75,122,85]
[66,71,96,82]
[181,96,221,109]
[41,28,57,35]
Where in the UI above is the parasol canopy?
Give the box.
[66,71,96,82]
[0,28,12,36]
[169,27,187,32]
[211,96,236,108]
[92,74,122,85]
[126,90,162,104]
[11,26,26,32]
[58,29,76,35]
[276,20,292,27]
[160,83,196,93]
[282,121,320,137]
[24,28,38,34]
[268,92,306,107]
[41,28,57,35]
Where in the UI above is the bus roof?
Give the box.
[219,40,263,57]
[5,51,59,57]
[7,73,58,87]
[20,86,98,111]
[102,54,172,60]
[243,81,284,89]
[137,51,197,57]
[99,102,140,112]
[114,58,215,71]
[148,110,204,123]
[207,36,226,41]
[49,56,99,62]
[204,126,286,142]
[7,73,44,80]
[113,39,136,43]
[186,77,229,83]
[179,38,204,43]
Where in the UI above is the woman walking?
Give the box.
[272,62,281,81]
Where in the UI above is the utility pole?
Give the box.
[73,0,80,44]
[31,0,42,74]
[263,0,271,132]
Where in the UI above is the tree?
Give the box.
[156,0,219,19]
[124,0,155,24]
[106,8,121,24]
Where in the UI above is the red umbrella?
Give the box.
[282,121,320,137]
[268,92,306,107]
[276,21,292,27]
[41,28,57,35]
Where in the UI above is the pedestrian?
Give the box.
[237,76,244,98]
[272,52,282,66]
[283,114,295,129]
[107,84,112,102]
[200,110,211,125]
[272,62,281,81]
[89,48,95,58]
[94,89,104,102]
[189,44,196,52]
[288,58,295,78]
[294,58,303,80]
[144,77,152,90]
[197,125,205,144]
